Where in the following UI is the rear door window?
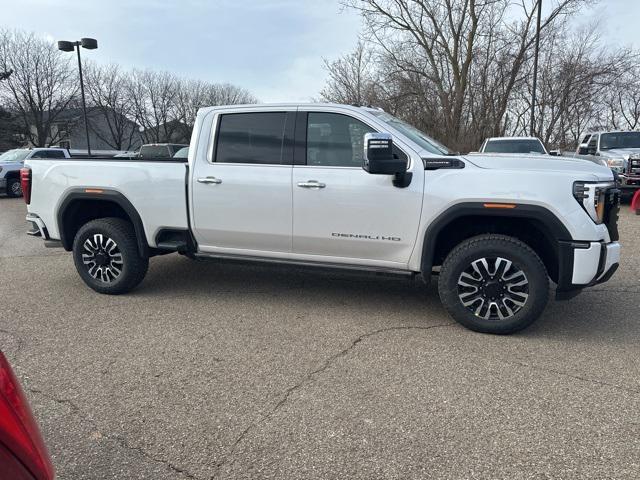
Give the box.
[215,112,292,165]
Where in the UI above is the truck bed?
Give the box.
[25,158,189,247]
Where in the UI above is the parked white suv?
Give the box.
[22,104,621,334]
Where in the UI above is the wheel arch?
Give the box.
[421,203,571,283]
[57,189,149,257]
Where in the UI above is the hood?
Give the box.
[463,153,613,181]
[0,161,24,170]
[599,148,640,159]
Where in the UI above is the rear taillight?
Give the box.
[20,167,32,205]
[0,352,54,480]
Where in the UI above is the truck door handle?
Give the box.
[197,176,222,185]
[297,180,326,189]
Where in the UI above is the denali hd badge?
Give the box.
[332,233,401,241]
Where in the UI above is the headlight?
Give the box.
[607,158,625,172]
[573,181,613,224]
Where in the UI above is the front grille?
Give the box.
[631,159,640,174]
[603,187,620,241]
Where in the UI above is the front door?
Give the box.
[192,109,295,255]
[292,111,423,267]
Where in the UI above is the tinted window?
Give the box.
[581,135,592,144]
[31,150,66,159]
[140,145,171,158]
[46,150,66,158]
[600,132,640,150]
[215,112,289,164]
[306,113,375,167]
[483,139,546,154]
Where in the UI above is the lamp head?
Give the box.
[80,38,98,50]
[57,41,75,52]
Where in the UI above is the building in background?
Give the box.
[26,107,143,154]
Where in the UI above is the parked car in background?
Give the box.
[0,351,54,480]
[113,150,139,158]
[478,137,552,155]
[0,148,70,197]
[575,131,640,193]
[22,103,621,334]
[173,146,189,159]
[138,143,188,159]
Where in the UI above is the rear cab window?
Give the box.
[140,145,172,158]
[483,139,546,154]
[30,150,67,159]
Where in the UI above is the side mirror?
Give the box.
[363,133,407,175]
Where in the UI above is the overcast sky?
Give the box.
[1,0,639,102]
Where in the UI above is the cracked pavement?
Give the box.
[1,196,639,479]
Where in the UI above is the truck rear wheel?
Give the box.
[438,234,549,334]
[72,218,149,295]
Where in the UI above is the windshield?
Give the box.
[483,139,546,154]
[0,149,30,163]
[173,147,189,158]
[368,111,450,155]
[600,132,640,150]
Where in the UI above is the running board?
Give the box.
[193,252,416,277]
[156,240,189,252]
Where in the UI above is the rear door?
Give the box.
[191,108,295,255]
[291,109,423,267]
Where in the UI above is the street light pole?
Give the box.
[75,44,91,157]
[530,0,542,137]
[58,38,97,157]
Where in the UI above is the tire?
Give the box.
[438,234,549,334]
[72,217,149,295]
[6,178,22,198]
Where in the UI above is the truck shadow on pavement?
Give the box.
[134,254,638,344]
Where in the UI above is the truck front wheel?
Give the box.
[438,234,549,334]
[72,218,149,295]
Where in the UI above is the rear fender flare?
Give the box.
[57,188,149,257]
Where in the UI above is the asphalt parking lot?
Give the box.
[1,196,639,480]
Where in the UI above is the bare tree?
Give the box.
[84,63,140,150]
[175,80,257,140]
[602,66,640,131]
[320,41,380,105]
[0,29,77,146]
[126,69,180,143]
[330,0,591,151]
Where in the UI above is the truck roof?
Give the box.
[484,137,543,141]
[197,102,384,115]
[582,130,640,136]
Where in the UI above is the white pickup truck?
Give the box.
[22,104,621,334]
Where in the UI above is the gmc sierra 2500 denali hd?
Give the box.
[22,104,621,334]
